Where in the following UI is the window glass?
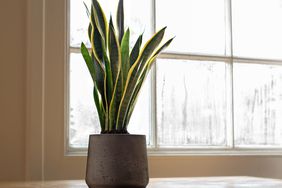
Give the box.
[232,0,282,59]
[156,59,231,147]
[156,0,227,55]
[69,53,100,148]
[234,63,282,147]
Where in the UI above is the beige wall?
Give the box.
[148,156,282,179]
[0,0,27,181]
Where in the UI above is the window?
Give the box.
[68,0,282,154]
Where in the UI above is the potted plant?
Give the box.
[81,0,173,187]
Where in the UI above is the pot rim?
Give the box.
[89,134,146,137]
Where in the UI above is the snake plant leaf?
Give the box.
[81,42,106,131]
[93,85,106,131]
[91,52,105,102]
[129,34,143,67]
[117,0,124,43]
[88,23,92,41]
[91,1,112,105]
[109,73,123,131]
[91,21,104,62]
[103,52,114,106]
[92,0,108,46]
[123,69,147,127]
[128,37,174,110]
[120,28,130,89]
[135,27,166,75]
[152,37,175,59]
[108,16,120,84]
[87,52,108,132]
[116,27,167,130]
[83,2,90,17]
[81,42,96,82]
[89,10,108,107]
[108,16,123,131]
[92,50,109,131]
[124,38,175,127]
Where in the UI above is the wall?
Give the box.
[0,0,27,181]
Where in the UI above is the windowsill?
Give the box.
[2,177,282,187]
[65,147,282,157]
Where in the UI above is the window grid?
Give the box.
[151,0,157,150]
[67,0,282,155]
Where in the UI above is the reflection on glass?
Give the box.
[232,0,282,59]
[234,63,282,147]
[156,0,226,55]
[157,59,231,147]
[69,53,151,148]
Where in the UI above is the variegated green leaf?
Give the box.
[109,74,123,131]
[89,6,110,131]
[83,2,90,17]
[103,53,113,106]
[93,85,106,132]
[92,0,108,46]
[108,17,123,131]
[120,28,130,90]
[91,2,112,111]
[129,34,142,67]
[91,24,104,62]
[124,69,147,127]
[117,0,124,44]
[134,27,166,74]
[116,27,167,130]
[152,37,175,58]
[90,50,109,132]
[81,42,106,131]
[125,38,175,126]
[81,42,95,82]
[91,52,105,106]
[124,38,175,127]
[88,23,92,41]
[108,16,120,84]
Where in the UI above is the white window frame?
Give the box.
[66,0,282,156]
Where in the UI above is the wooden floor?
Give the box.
[1,177,282,188]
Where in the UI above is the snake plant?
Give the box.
[81,0,174,133]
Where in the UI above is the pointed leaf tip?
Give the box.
[117,0,124,43]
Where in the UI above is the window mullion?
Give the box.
[226,0,235,149]
[151,0,158,149]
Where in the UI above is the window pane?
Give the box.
[70,0,91,48]
[128,72,152,146]
[69,53,151,148]
[156,0,227,55]
[157,59,231,147]
[69,53,99,148]
[232,0,282,59]
[70,0,153,48]
[234,63,282,147]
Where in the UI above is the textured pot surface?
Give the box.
[85,134,149,188]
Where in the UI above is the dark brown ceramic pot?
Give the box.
[85,134,149,188]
